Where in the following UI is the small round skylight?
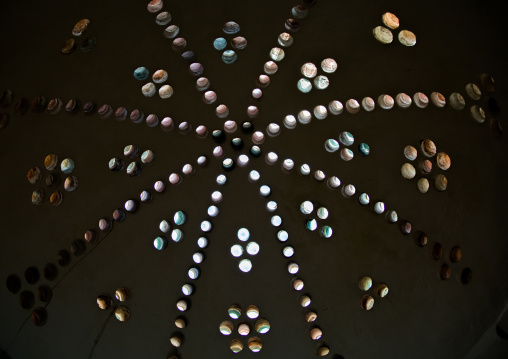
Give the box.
[171,229,183,242]
[208,205,219,217]
[277,230,288,242]
[260,185,271,197]
[271,215,282,227]
[197,237,208,248]
[237,228,250,241]
[231,244,244,257]
[239,259,252,273]
[193,252,204,263]
[246,242,260,255]
[217,174,227,185]
[249,170,260,182]
[201,221,212,232]
[267,201,277,212]
[283,246,294,257]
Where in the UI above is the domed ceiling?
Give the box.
[1,0,508,358]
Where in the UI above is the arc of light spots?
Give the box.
[0,90,213,137]
[245,3,317,121]
[246,158,471,355]
[249,172,333,358]
[236,80,489,281]
[4,153,209,350]
[145,0,229,123]
[168,173,225,355]
[262,84,492,138]
[11,157,209,357]
[250,146,473,285]
[80,157,211,356]
[2,2,486,358]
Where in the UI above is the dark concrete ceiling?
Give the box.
[1,0,508,358]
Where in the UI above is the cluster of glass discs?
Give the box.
[133,66,174,99]
[297,58,337,93]
[96,287,132,322]
[213,21,247,64]
[154,210,187,250]
[325,130,370,160]
[109,145,155,177]
[219,304,269,353]
[231,228,259,273]
[401,140,451,193]
[300,201,332,238]
[373,12,416,46]
[358,276,389,311]
[60,18,96,54]
[28,154,78,206]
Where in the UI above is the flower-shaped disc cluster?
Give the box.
[219,304,270,353]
